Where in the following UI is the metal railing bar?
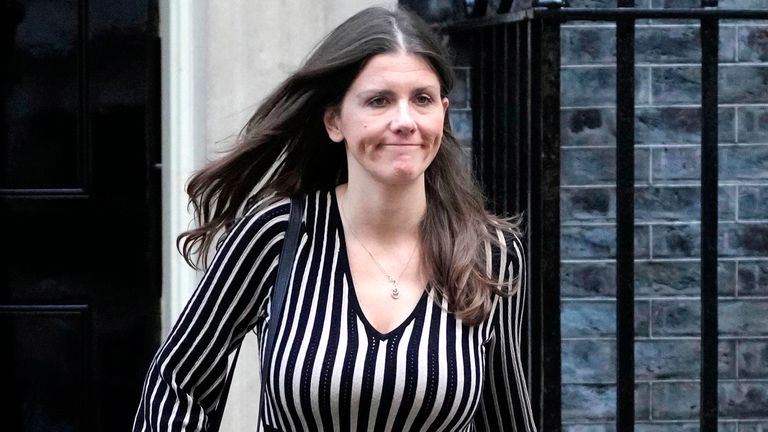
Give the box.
[516,22,529,216]
[699,4,720,430]
[470,31,486,179]
[536,8,768,20]
[537,17,563,432]
[439,8,768,31]
[482,28,496,201]
[615,1,636,430]
[498,24,511,216]
[525,17,546,430]
[491,25,503,213]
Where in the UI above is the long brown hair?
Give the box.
[179,6,521,325]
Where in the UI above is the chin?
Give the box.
[378,169,425,186]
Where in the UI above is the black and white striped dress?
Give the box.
[133,190,536,432]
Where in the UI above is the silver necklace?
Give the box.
[340,195,417,300]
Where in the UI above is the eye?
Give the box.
[414,94,434,105]
[367,96,388,107]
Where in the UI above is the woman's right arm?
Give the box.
[132,199,291,432]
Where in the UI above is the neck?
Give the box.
[337,181,425,244]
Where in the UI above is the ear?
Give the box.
[323,108,344,143]
[442,97,449,114]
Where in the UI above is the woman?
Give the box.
[134,5,536,432]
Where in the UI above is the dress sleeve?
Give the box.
[473,232,538,432]
[132,199,290,432]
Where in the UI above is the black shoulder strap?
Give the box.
[208,194,304,432]
[263,194,304,375]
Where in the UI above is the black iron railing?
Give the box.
[436,1,768,431]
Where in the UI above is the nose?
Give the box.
[391,101,416,135]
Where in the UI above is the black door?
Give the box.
[2,0,161,430]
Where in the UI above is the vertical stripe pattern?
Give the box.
[133,190,537,432]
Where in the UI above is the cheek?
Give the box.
[425,116,446,141]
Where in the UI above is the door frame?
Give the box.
[160,0,205,335]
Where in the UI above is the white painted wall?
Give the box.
[206,0,397,153]
[160,1,394,429]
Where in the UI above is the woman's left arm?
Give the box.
[474,233,538,432]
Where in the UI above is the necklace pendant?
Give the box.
[390,279,400,299]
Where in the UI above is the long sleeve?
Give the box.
[473,233,538,432]
[132,199,290,432]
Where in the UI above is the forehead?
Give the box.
[348,53,441,90]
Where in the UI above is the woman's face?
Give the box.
[324,52,449,188]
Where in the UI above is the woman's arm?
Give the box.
[474,233,538,432]
[132,199,291,432]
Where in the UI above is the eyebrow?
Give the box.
[355,86,440,99]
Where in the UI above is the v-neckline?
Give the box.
[330,189,428,340]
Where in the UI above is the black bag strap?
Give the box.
[208,194,304,432]
[263,194,304,376]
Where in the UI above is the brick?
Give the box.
[562,384,616,421]
[566,0,617,8]
[562,188,614,223]
[636,300,650,337]
[652,66,701,105]
[721,145,768,181]
[636,25,736,64]
[739,186,768,220]
[563,425,615,432]
[721,260,738,296]
[651,381,699,420]
[636,383,651,420]
[652,147,701,181]
[562,26,615,66]
[635,186,699,222]
[719,0,768,9]
[636,107,735,145]
[635,340,736,380]
[635,260,736,297]
[720,223,768,257]
[449,67,469,109]
[653,225,700,259]
[630,184,735,221]
[399,0,457,23]
[739,422,768,432]
[448,110,472,144]
[721,300,768,336]
[738,261,768,296]
[652,300,768,337]
[561,300,649,337]
[562,384,649,421]
[738,340,768,379]
[562,108,616,147]
[739,26,768,62]
[562,67,650,108]
[649,0,703,25]
[651,299,700,336]
[561,262,616,298]
[652,149,749,188]
[653,0,699,8]
[738,107,768,144]
[562,301,616,337]
[722,186,738,221]
[722,25,739,63]
[635,423,735,432]
[720,66,768,104]
[561,225,650,259]
[720,382,768,418]
[562,339,616,383]
[562,148,649,186]
[562,67,615,107]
